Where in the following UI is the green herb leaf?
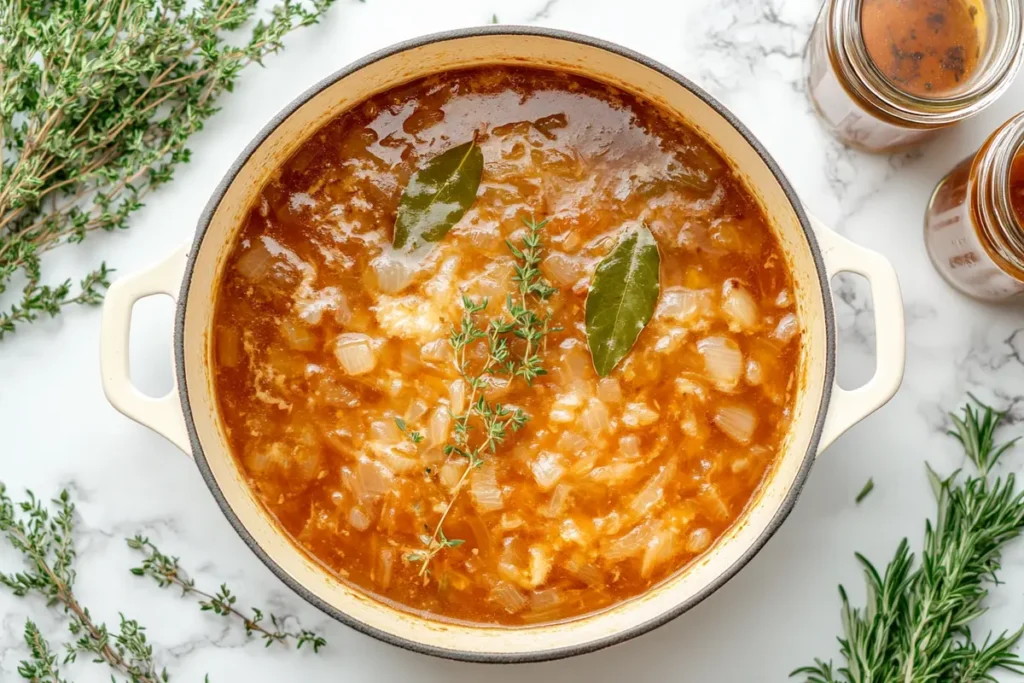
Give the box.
[392,140,484,254]
[585,224,661,377]
[855,478,874,504]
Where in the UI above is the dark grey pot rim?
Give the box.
[174,24,834,664]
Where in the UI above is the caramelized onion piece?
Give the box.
[334,333,376,375]
[697,336,743,391]
[713,404,757,445]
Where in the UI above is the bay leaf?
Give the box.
[585,224,661,377]
[392,139,483,254]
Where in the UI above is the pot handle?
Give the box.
[809,215,905,453]
[100,244,192,456]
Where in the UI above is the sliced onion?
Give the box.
[605,520,657,561]
[619,435,641,459]
[281,320,316,351]
[581,399,610,435]
[439,461,463,490]
[597,378,622,404]
[543,252,582,286]
[657,287,708,322]
[561,341,591,381]
[530,452,565,491]
[449,379,466,415]
[405,399,429,423]
[674,377,707,401]
[631,458,678,516]
[622,402,659,428]
[356,458,391,499]
[373,256,412,294]
[641,526,676,578]
[490,581,527,614]
[529,588,563,615]
[377,547,395,589]
[471,464,504,512]
[348,506,371,531]
[686,527,712,553]
[559,517,584,544]
[544,483,571,518]
[589,462,639,484]
[234,240,277,280]
[528,545,553,587]
[565,555,602,586]
[776,289,792,308]
[370,443,419,474]
[428,407,451,445]
[713,404,757,444]
[722,280,760,331]
[557,431,588,455]
[550,408,574,424]
[745,359,764,386]
[334,333,376,375]
[775,313,799,343]
[697,336,743,391]
[370,419,402,443]
[420,338,451,363]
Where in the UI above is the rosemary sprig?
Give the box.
[127,535,326,652]
[793,399,1024,683]
[413,217,558,577]
[0,487,167,683]
[0,0,335,340]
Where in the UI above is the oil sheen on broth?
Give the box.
[212,68,802,625]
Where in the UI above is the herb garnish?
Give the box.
[412,216,558,577]
[0,0,335,340]
[392,139,484,256]
[793,399,1024,683]
[585,223,661,376]
[128,535,326,652]
[854,478,874,504]
[394,417,425,444]
[0,485,326,682]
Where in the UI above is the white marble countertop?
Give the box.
[3,0,1024,680]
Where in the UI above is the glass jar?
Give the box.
[805,0,1023,153]
[924,112,1024,302]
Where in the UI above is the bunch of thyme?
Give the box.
[127,535,326,652]
[412,216,559,576]
[793,399,1024,683]
[0,0,335,340]
[0,486,327,682]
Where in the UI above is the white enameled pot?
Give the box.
[99,27,905,662]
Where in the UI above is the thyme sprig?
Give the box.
[127,535,326,652]
[18,620,69,683]
[0,487,167,683]
[412,217,558,577]
[793,399,1024,683]
[0,0,335,340]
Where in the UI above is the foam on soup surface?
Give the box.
[212,67,801,625]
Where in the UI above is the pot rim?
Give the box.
[174,24,835,663]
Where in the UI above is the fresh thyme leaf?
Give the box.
[0,0,336,340]
[585,223,661,377]
[17,620,68,683]
[491,13,499,23]
[127,535,327,652]
[411,215,557,577]
[394,417,424,444]
[854,478,874,504]
[392,139,484,255]
[793,399,1024,683]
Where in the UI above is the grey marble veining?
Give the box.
[2,0,1024,680]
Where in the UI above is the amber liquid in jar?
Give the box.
[861,0,982,96]
[924,115,1024,301]
[804,0,1021,153]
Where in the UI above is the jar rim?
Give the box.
[973,113,1024,272]
[828,0,1024,127]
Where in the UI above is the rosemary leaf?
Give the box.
[793,399,1024,682]
[854,478,874,505]
[0,0,335,340]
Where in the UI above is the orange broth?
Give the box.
[211,67,802,625]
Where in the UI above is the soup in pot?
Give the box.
[212,67,802,625]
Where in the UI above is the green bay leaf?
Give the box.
[585,224,661,377]
[392,139,484,255]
